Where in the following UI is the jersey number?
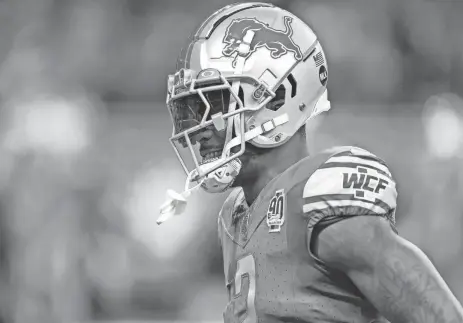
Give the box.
[224,254,257,323]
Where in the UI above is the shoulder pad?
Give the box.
[302,147,397,228]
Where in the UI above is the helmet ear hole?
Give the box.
[266,84,286,111]
[264,72,297,112]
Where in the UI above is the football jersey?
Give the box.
[218,146,397,323]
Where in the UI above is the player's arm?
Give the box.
[317,215,463,323]
[303,147,463,322]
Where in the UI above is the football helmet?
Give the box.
[160,2,330,222]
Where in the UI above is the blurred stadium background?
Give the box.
[0,0,462,322]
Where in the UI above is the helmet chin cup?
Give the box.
[199,158,242,193]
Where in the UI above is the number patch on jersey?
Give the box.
[224,254,257,323]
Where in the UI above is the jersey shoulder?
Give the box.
[279,145,354,190]
[301,146,398,229]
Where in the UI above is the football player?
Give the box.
[158,2,463,322]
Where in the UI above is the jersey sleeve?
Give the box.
[302,147,398,231]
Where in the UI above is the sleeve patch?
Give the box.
[303,149,397,227]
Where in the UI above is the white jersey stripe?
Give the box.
[327,155,391,176]
[303,199,387,215]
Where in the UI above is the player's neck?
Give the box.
[242,136,309,205]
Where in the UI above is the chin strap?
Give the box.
[157,171,204,225]
[223,113,289,155]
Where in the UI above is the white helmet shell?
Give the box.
[166,2,330,192]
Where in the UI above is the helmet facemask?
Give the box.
[167,68,275,193]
